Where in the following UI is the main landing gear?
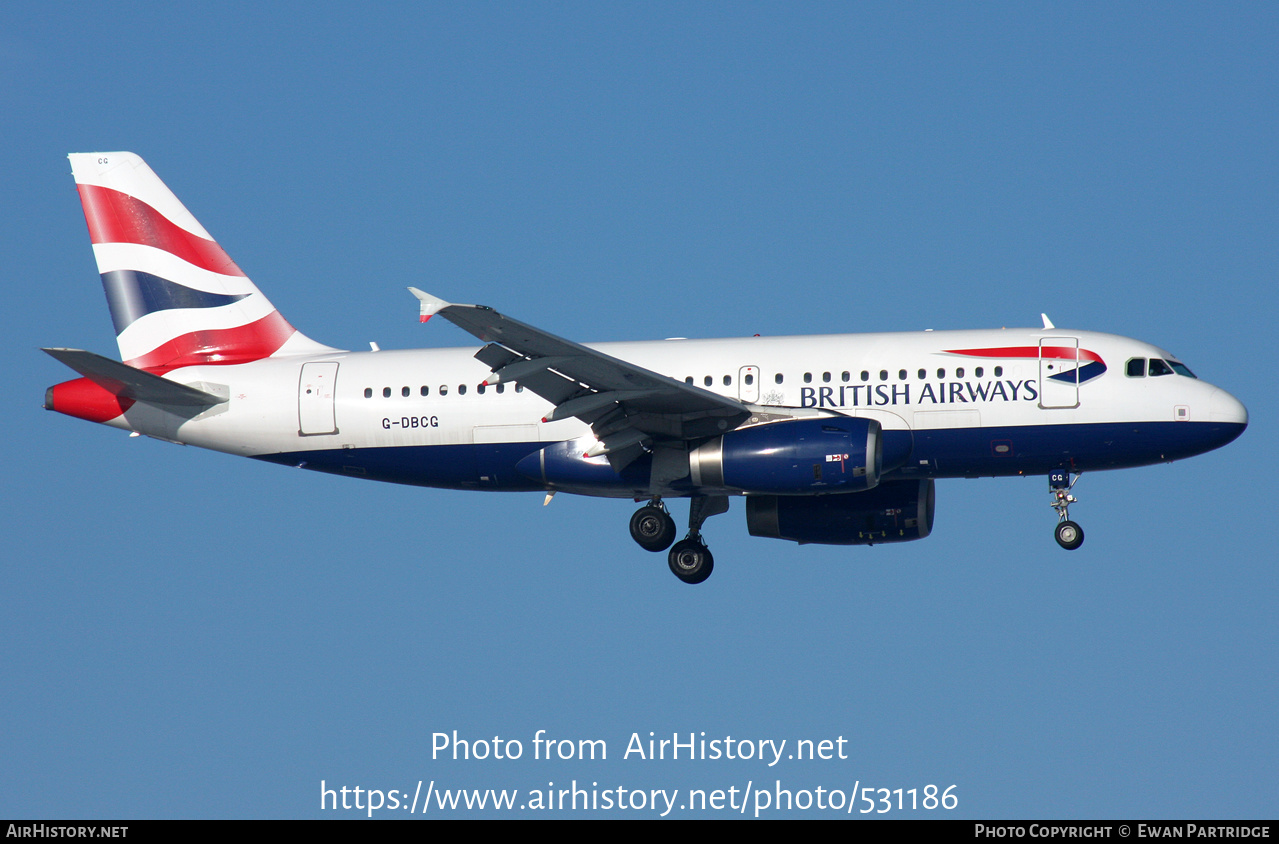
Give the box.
[629,499,677,552]
[1049,469,1084,550]
[630,496,727,584]
[668,538,713,585]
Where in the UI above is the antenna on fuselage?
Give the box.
[1041,313,1055,330]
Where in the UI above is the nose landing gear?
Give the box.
[1049,470,1084,550]
[1054,519,1084,550]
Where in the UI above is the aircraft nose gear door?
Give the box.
[298,361,339,436]
[1039,337,1080,409]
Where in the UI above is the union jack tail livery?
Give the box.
[68,152,332,370]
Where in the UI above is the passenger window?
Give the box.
[402,386,410,397]
[383,387,391,398]
[516,385,524,393]
[704,376,713,387]
[956,368,965,378]
[975,367,983,378]
[1149,359,1173,377]
[420,386,429,396]
[364,388,372,398]
[937,368,945,379]
[477,384,486,394]
[439,385,448,396]
[917,369,926,380]
[496,383,505,393]
[723,375,732,386]
[898,369,907,380]
[841,371,850,382]
[860,371,869,381]
[685,377,693,384]
[822,372,831,383]
[994,366,1003,377]
[459,384,467,395]
[774,373,784,384]
[1126,358,1146,377]
[879,370,887,381]
[745,373,754,385]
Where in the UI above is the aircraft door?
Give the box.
[1039,337,1079,409]
[298,361,339,435]
[738,366,760,403]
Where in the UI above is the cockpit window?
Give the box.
[1148,359,1173,377]
[1126,358,1145,377]
[1169,361,1197,378]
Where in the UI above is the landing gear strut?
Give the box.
[666,495,728,585]
[1049,469,1084,550]
[629,499,676,552]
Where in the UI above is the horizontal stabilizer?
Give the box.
[42,348,227,407]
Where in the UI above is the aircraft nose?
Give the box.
[1209,387,1248,428]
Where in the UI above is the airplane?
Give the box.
[44,152,1249,584]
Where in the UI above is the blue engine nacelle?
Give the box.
[689,417,882,494]
[746,479,936,545]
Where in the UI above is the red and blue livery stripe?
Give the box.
[945,345,1108,384]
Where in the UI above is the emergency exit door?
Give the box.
[298,361,339,435]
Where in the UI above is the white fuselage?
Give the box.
[104,326,1247,497]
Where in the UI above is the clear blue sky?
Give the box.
[4,2,1274,818]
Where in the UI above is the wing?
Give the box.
[409,289,751,468]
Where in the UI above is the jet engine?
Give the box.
[689,417,882,494]
[746,479,935,545]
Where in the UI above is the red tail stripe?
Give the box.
[127,310,296,371]
[77,184,247,278]
[946,346,1103,363]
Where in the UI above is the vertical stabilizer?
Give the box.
[68,152,337,370]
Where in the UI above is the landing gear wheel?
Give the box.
[1055,520,1084,550]
[668,538,714,584]
[630,506,676,552]
[1049,472,1084,551]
